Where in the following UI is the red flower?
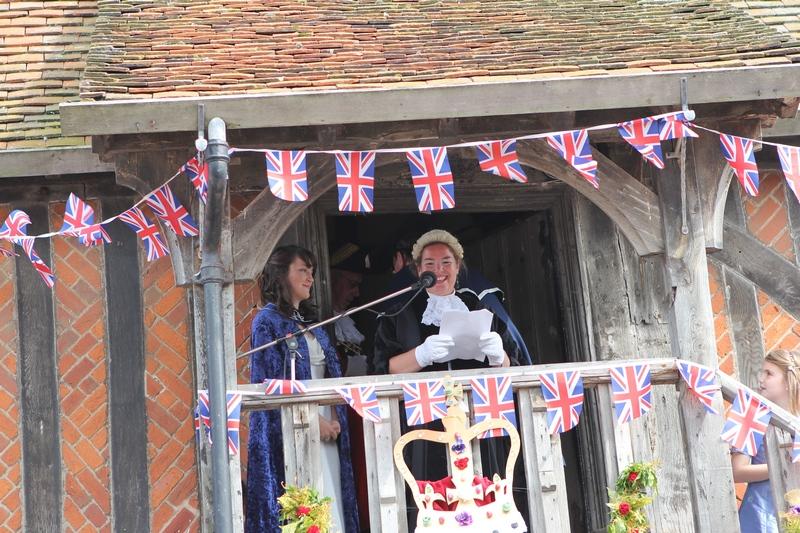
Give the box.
[453,457,470,470]
[307,526,320,533]
[296,506,311,517]
[618,502,631,516]
[627,471,638,483]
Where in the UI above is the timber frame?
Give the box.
[59,61,800,531]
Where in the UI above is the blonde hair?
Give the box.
[764,349,800,415]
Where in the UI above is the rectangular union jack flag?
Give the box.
[793,431,800,463]
[659,111,698,140]
[181,156,209,204]
[720,134,760,197]
[402,380,448,426]
[778,144,800,204]
[336,385,381,423]
[475,140,528,183]
[618,117,665,169]
[545,130,599,189]
[0,210,55,287]
[118,207,169,262]
[264,379,308,396]
[60,193,111,246]
[265,150,308,202]
[540,370,584,434]
[226,392,243,455]
[335,151,376,213]
[406,147,456,212]
[677,361,720,415]
[610,364,652,424]
[721,388,771,456]
[145,185,199,237]
[470,376,516,439]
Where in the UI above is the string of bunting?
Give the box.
[4,109,800,288]
[224,359,800,462]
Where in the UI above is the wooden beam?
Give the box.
[517,139,664,256]
[713,222,800,322]
[656,147,739,531]
[0,147,114,178]
[61,64,800,136]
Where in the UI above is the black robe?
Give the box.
[373,291,522,522]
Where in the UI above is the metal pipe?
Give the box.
[200,117,234,533]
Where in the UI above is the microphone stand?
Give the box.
[236,280,428,360]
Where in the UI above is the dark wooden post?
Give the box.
[657,136,739,531]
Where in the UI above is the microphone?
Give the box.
[415,271,437,289]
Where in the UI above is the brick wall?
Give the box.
[0,207,22,533]
[50,202,112,532]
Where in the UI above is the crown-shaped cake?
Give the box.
[393,379,528,532]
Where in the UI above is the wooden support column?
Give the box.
[765,426,800,521]
[656,141,739,532]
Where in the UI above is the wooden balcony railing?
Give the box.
[238,358,800,533]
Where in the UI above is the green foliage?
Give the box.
[277,484,332,533]
[606,462,658,533]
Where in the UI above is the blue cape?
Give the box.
[246,304,359,533]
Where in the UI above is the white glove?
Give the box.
[414,334,455,368]
[479,332,505,366]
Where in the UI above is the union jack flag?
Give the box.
[194,405,202,443]
[540,370,584,434]
[265,150,308,202]
[545,130,599,188]
[610,364,652,424]
[145,185,199,237]
[335,151,375,213]
[181,156,208,204]
[475,140,528,183]
[778,144,800,204]
[336,385,381,423]
[226,392,243,455]
[618,117,665,169]
[0,245,15,258]
[0,210,55,287]
[721,388,771,456]
[659,111,698,140]
[406,147,456,212]
[402,380,448,426]
[720,134,760,197]
[264,379,308,396]
[60,193,111,246]
[197,390,211,443]
[470,376,516,439]
[677,361,720,415]
[118,207,169,262]
[793,431,800,463]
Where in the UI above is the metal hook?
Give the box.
[195,103,208,154]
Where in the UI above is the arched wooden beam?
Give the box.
[232,155,336,281]
[517,140,664,256]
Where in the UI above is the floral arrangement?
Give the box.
[606,461,658,533]
[277,484,332,533]
[783,489,800,533]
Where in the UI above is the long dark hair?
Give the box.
[258,245,317,320]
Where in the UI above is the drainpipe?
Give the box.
[200,117,234,533]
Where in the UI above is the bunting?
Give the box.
[145,185,200,237]
[264,379,308,396]
[540,370,584,434]
[407,147,456,212]
[677,361,720,415]
[794,431,800,464]
[336,385,381,423]
[721,388,771,456]
[118,207,169,262]
[470,376,516,438]
[60,193,111,246]
[778,144,800,204]
[0,210,55,287]
[226,392,243,455]
[181,156,209,204]
[610,364,652,424]
[720,134,759,197]
[475,140,528,183]
[402,380,448,426]
[265,150,308,202]
[618,117,665,169]
[545,130,599,188]
[335,151,376,213]
[659,111,698,140]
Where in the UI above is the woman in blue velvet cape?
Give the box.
[246,246,359,533]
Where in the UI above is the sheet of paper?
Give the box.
[438,309,493,363]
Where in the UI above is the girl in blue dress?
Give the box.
[732,349,800,533]
[246,245,359,533]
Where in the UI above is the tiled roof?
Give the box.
[738,0,800,40]
[0,1,95,150]
[78,0,800,101]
